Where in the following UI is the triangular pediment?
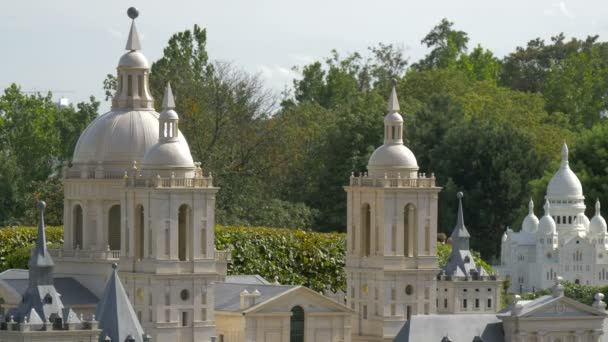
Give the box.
[522,296,606,318]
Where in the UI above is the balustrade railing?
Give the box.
[214,249,232,262]
[349,174,436,188]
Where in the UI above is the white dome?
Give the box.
[547,143,583,198]
[72,110,189,166]
[143,142,194,168]
[384,112,403,124]
[160,108,179,120]
[118,51,149,68]
[521,199,539,233]
[538,200,557,235]
[538,215,557,235]
[522,214,539,233]
[590,200,607,235]
[368,144,418,170]
[590,215,607,235]
[547,167,583,198]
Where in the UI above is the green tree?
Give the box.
[414,18,469,71]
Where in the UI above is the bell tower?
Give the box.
[346,86,441,342]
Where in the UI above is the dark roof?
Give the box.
[395,314,505,342]
[215,282,296,312]
[96,264,145,342]
[1,275,98,306]
[224,275,272,285]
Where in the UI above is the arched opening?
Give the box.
[404,204,416,257]
[108,205,121,251]
[135,205,144,260]
[361,203,371,257]
[178,204,191,261]
[290,305,304,342]
[406,305,412,320]
[575,279,580,285]
[73,205,83,249]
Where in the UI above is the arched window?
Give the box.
[135,205,145,260]
[290,306,304,342]
[108,205,121,251]
[178,204,192,261]
[361,204,371,257]
[73,204,83,249]
[404,204,416,257]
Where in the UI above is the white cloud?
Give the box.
[256,64,301,91]
[543,1,574,18]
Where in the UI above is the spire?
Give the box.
[450,192,471,250]
[387,84,400,113]
[162,82,176,109]
[96,263,146,342]
[544,199,551,216]
[29,201,54,286]
[125,7,141,51]
[596,199,602,216]
[528,198,534,215]
[560,142,569,167]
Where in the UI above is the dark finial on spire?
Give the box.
[112,262,118,270]
[450,191,470,249]
[127,7,139,20]
[125,8,141,51]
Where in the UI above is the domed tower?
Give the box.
[536,200,559,289]
[522,199,539,234]
[346,86,441,342]
[546,142,586,241]
[57,9,225,342]
[589,200,608,247]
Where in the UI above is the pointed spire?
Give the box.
[96,263,145,342]
[596,199,602,216]
[29,201,54,286]
[450,192,471,251]
[528,198,534,215]
[544,199,551,216]
[387,84,400,113]
[162,82,176,109]
[560,142,569,167]
[125,8,141,51]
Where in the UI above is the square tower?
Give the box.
[345,86,441,342]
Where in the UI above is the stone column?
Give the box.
[516,332,528,342]
[574,330,585,342]
[592,329,604,342]
[408,205,415,257]
[536,330,546,342]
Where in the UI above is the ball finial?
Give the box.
[457,191,464,199]
[127,7,139,20]
[112,262,118,270]
[37,201,46,210]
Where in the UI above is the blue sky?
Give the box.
[1,0,607,113]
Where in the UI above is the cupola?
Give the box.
[521,199,539,233]
[547,143,583,199]
[538,200,557,235]
[112,7,154,110]
[590,199,607,235]
[367,85,418,177]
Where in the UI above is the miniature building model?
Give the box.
[498,143,608,292]
[437,193,502,315]
[54,8,227,342]
[345,86,442,341]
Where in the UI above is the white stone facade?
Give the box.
[498,143,608,293]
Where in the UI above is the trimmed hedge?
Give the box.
[0,226,63,270]
[1,226,493,293]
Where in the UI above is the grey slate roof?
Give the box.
[1,275,99,306]
[395,314,505,342]
[442,192,488,278]
[224,275,272,285]
[214,282,296,312]
[96,264,145,342]
[8,202,66,323]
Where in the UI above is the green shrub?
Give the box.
[0,226,62,271]
[521,281,603,306]
[1,225,494,294]
[216,225,345,292]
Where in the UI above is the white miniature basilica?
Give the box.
[5,6,608,342]
[497,143,608,293]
